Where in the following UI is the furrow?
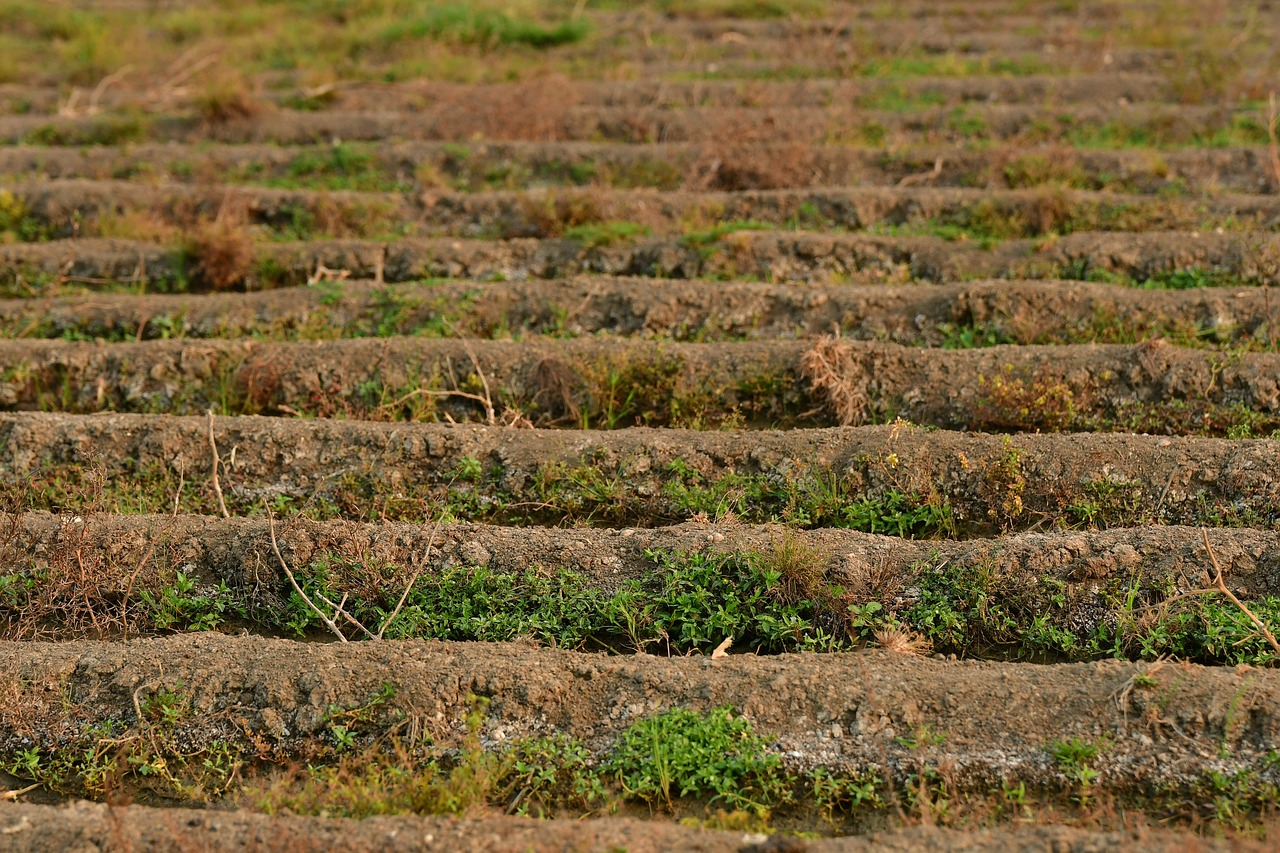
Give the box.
[0,413,1277,533]
[0,277,1272,350]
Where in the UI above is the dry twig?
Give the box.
[148,49,219,107]
[0,782,42,801]
[267,501,349,643]
[89,65,134,114]
[896,157,944,188]
[381,334,498,425]
[207,410,230,519]
[307,261,351,285]
[1198,529,1280,660]
[266,501,437,643]
[1266,286,1277,353]
[453,332,496,425]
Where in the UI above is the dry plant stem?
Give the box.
[88,65,134,113]
[266,502,422,643]
[307,261,351,285]
[149,50,219,105]
[266,501,348,643]
[896,157,944,188]
[207,410,230,519]
[0,782,41,801]
[319,590,375,640]
[385,329,496,424]
[130,682,181,787]
[171,466,185,517]
[381,387,494,415]
[458,335,496,425]
[1200,529,1280,659]
[801,334,865,426]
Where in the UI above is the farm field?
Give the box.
[2,0,1280,850]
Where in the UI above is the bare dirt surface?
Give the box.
[6,229,1279,291]
[3,0,1280,847]
[2,635,1277,808]
[3,140,1274,194]
[0,102,1262,147]
[0,803,1256,853]
[16,181,1280,242]
[0,336,1276,434]
[9,512,1280,601]
[0,72,1176,117]
[0,412,1278,524]
[0,277,1275,349]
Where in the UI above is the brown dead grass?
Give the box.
[994,145,1086,190]
[685,111,822,191]
[1017,188,1075,237]
[192,73,271,126]
[0,478,171,640]
[518,190,605,238]
[525,356,586,424]
[189,218,255,290]
[800,335,868,427]
[96,208,183,244]
[435,75,580,142]
[874,625,931,656]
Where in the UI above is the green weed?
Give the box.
[607,707,791,815]
[564,220,650,248]
[681,219,773,249]
[138,573,241,632]
[378,5,588,50]
[1047,737,1105,805]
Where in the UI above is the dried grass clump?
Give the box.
[874,625,931,656]
[1018,188,1075,237]
[519,190,605,239]
[995,145,1086,189]
[525,356,586,424]
[686,112,821,191]
[761,531,830,605]
[189,216,255,290]
[437,75,579,141]
[95,209,182,244]
[193,75,270,126]
[801,335,868,426]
